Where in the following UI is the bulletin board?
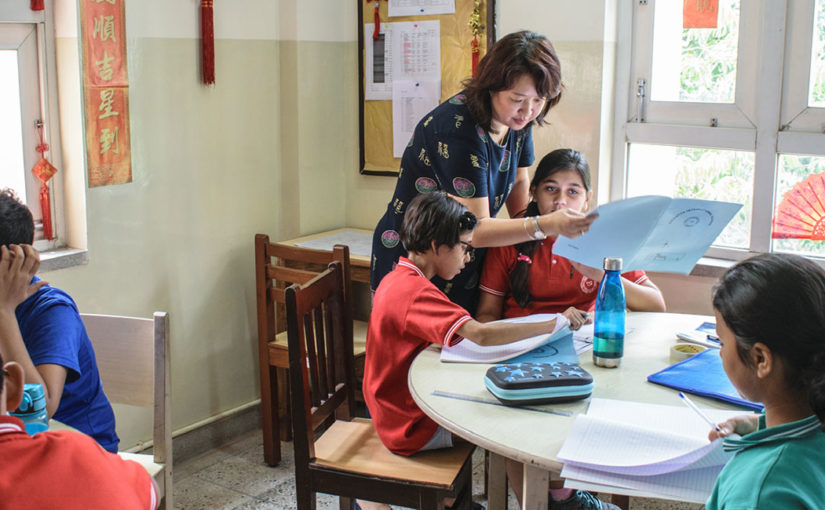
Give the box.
[357,0,496,176]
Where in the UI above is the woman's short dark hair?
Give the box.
[400,192,477,254]
[463,31,563,132]
[712,253,825,421]
[509,149,590,308]
[0,189,35,246]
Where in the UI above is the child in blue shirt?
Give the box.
[0,189,118,451]
[706,253,825,509]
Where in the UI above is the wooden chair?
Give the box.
[81,312,172,510]
[255,233,368,466]
[287,262,475,510]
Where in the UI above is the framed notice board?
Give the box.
[357,0,496,176]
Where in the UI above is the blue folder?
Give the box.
[647,348,764,411]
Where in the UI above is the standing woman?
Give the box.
[370,31,595,313]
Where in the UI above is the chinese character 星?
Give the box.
[98,89,119,119]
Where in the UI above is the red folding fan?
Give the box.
[772,172,825,240]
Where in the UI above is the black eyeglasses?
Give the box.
[459,241,473,255]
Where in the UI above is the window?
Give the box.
[613,0,825,262]
[0,4,63,251]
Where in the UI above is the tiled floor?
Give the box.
[173,428,705,510]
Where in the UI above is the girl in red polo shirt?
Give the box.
[477,149,666,330]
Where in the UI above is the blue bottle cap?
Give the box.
[13,383,46,413]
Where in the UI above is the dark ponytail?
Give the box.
[808,351,825,423]
[509,201,542,308]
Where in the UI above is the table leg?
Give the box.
[486,452,508,510]
[521,464,549,510]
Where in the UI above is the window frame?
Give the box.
[0,2,65,251]
[611,0,825,263]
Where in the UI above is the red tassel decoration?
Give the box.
[200,0,215,84]
[38,185,53,240]
[32,123,57,240]
[31,0,44,11]
[372,2,380,40]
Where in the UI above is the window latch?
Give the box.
[635,79,647,123]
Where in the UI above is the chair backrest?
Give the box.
[80,312,172,493]
[255,234,352,341]
[286,262,356,463]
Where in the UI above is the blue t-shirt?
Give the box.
[15,278,119,452]
[370,91,535,314]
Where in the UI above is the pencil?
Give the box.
[678,391,722,432]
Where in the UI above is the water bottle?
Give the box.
[593,257,625,368]
[10,383,49,435]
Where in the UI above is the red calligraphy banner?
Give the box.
[683,0,719,29]
[80,0,132,187]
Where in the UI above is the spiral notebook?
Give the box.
[647,348,763,411]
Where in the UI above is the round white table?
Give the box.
[408,312,735,510]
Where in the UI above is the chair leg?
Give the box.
[261,365,281,466]
[339,495,354,510]
[610,494,630,510]
[277,366,293,441]
[295,482,316,510]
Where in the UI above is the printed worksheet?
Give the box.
[440,314,569,363]
[390,21,441,81]
[554,196,742,274]
[392,79,440,157]
[388,0,455,17]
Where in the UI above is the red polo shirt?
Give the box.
[0,415,157,509]
[364,257,472,456]
[480,240,648,318]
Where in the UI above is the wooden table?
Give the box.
[279,228,372,284]
[408,312,736,510]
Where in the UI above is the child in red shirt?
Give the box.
[477,149,666,330]
[0,352,158,509]
[364,192,565,458]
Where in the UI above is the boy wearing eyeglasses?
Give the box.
[364,192,564,457]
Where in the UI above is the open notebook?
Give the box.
[558,398,745,503]
[440,314,569,363]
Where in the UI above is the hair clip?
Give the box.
[517,254,532,264]
[458,211,477,231]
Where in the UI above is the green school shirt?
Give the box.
[706,414,825,510]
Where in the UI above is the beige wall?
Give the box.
[41,0,714,446]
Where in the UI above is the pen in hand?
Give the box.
[678,392,722,432]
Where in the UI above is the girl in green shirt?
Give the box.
[706,253,825,509]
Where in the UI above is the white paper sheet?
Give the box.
[392,79,440,157]
[440,314,569,363]
[557,398,744,502]
[390,21,441,82]
[554,196,742,274]
[562,464,722,504]
[364,23,393,100]
[388,0,455,17]
[294,231,373,258]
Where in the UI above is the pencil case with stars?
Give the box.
[483,361,594,405]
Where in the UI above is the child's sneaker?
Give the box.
[548,490,620,510]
